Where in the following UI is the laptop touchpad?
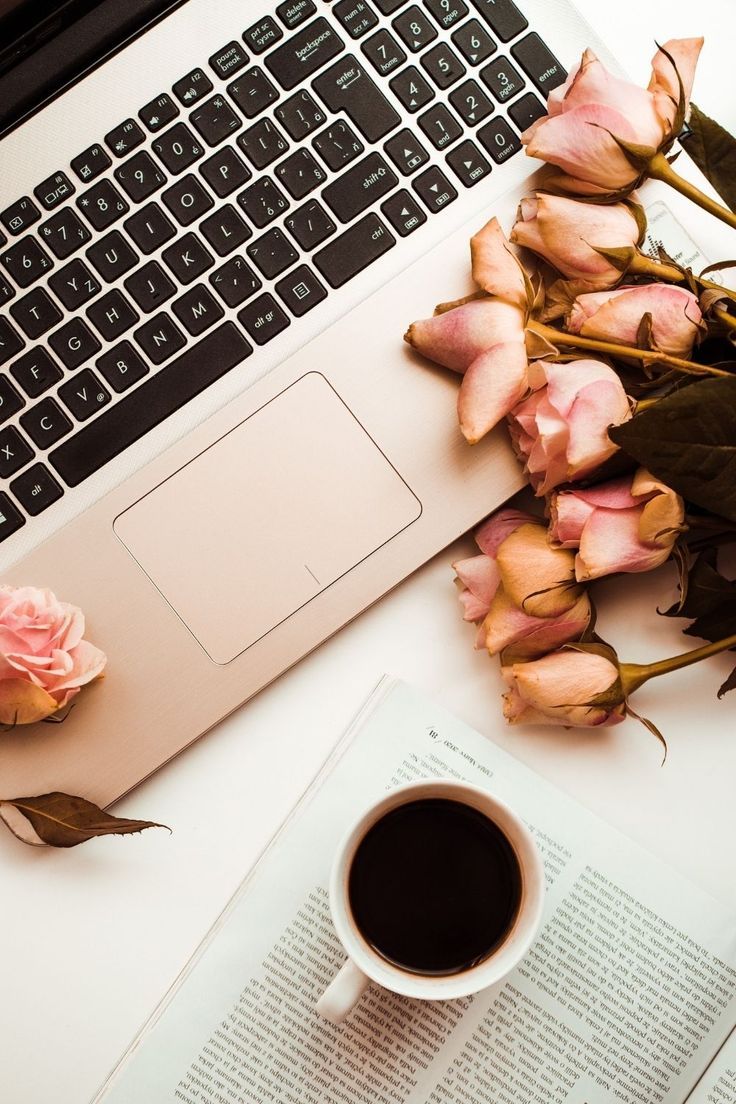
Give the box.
[113,373,422,663]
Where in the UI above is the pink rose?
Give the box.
[566,283,703,359]
[502,650,625,727]
[510,193,641,290]
[507,359,631,495]
[549,469,685,581]
[522,39,703,193]
[0,585,107,724]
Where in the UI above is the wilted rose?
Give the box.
[566,283,703,359]
[483,586,591,660]
[507,359,631,495]
[502,649,626,727]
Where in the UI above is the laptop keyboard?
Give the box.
[0,0,565,542]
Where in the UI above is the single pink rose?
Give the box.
[507,359,631,495]
[502,650,625,727]
[0,585,107,724]
[566,283,702,359]
[452,507,535,631]
[549,469,685,581]
[483,586,591,659]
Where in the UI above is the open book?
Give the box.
[94,679,736,1104]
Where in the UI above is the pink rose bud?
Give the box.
[470,216,529,309]
[494,521,584,618]
[508,358,631,495]
[566,283,703,359]
[510,193,641,290]
[0,585,107,725]
[452,508,536,631]
[549,469,685,581]
[482,586,592,660]
[502,650,626,728]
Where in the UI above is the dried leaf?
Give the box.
[680,105,736,212]
[717,665,736,698]
[433,291,487,315]
[525,325,559,360]
[625,703,668,764]
[0,792,168,848]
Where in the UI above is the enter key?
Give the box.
[312,54,401,143]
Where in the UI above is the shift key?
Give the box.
[265,17,344,90]
[313,55,400,142]
[322,152,398,223]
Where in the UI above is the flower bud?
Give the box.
[502,649,626,727]
[565,283,703,359]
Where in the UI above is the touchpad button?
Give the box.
[113,373,421,663]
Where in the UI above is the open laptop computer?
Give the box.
[0,0,616,805]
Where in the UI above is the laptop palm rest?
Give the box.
[113,372,422,664]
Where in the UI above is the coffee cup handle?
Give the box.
[316,958,370,1024]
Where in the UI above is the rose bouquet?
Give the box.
[405,38,736,750]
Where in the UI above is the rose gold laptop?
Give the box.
[0,0,614,804]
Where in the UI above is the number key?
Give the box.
[393,6,437,51]
[362,28,406,76]
[421,42,465,88]
[1,235,53,288]
[418,103,462,149]
[452,18,497,65]
[152,123,204,174]
[389,65,434,112]
[76,179,129,231]
[424,0,468,29]
[114,151,167,202]
[477,115,521,163]
[449,79,494,125]
[38,207,91,260]
[481,55,525,102]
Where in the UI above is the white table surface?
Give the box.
[3,3,736,1102]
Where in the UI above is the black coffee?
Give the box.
[348,798,522,976]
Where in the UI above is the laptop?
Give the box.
[0,0,616,804]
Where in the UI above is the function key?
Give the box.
[265,18,343,90]
[275,90,326,141]
[334,0,379,39]
[1,196,40,236]
[71,143,112,183]
[481,55,525,102]
[508,90,546,131]
[276,0,316,29]
[393,6,437,51]
[469,0,527,42]
[139,93,180,133]
[362,28,406,77]
[389,65,434,111]
[511,32,566,97]
[76,179,129,232]
[1,236,53,289]
[274,264,327,317]
[449,78,494,125]
[243,16,283,54]
[238,293,290,345]
[199,147,251,197]
[445,137,492,186]
[380,189,426,236]
[173,67,214,107]
[0,317,25,367]
[38,207,91,260]
[452,18,497,65]
[421,42,466,89]
[10,463,63,516]
[424,0,468,29]
[209,41,249,80]
[33,171,75,211]
[0,425,34,477]
[228,68,279,119]
[105,118,145,157]
[152,123,204,174]
[418,102,462,149]
[477,115,521,162]
[190,95,242,147]
[0,492,25,540]
[412,164,458,212]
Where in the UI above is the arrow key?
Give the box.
[445,138,492,188]
[451,18,497,66]
[392,6,437,52]
[381,189,427,237]
[389,65,434,113]
[384,128,429,176]
[412,164,458,213]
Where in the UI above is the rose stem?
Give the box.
[713,306,736,332]
[647,151,736,232]
[620,633,736,694]
[626,254,736,306]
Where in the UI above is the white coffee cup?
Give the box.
[316,778,545,1023]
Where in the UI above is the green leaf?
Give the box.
[681,104,736,213]
[0,792,168,848]
[609,378,736,520]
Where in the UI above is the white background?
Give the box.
[2,3,736,1102]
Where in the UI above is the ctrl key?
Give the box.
[238,293,290,345]
[10,463,63,516]
[0,491,25,541]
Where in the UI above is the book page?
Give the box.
[686,1031,736,1103]
[95,680,736,1104]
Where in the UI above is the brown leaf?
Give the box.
[681,104,736,213]
[0,792,169,848]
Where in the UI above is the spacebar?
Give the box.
[49,323,252,488]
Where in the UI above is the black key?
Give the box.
[374,0,408,11]
[335,0,379,38]
[237,177,289,229]
[173,67,213,107]
[209,256,262,308]
[0,229,5,247]
[162,175,214,226]
[313,57,401,143]
[1,236,53,288]
[139,93,179,133]
[449,78,494,125]
[1,196,40,236]
[237,118,289,170]
[412,164,458,211]
[105,118,145,157]
[124,261,176,312]
[0,425,34,477]
[76,179,129,231]
[243,16,283,53]
[418,102,462,149]
[114,151,167,203]
[362,28,406,76]
[389,65,434,111]
[274,148,326,199]
[276,0,316,29]
[380,189,427,235]
[10,348,63,398]
[191,95,242,147]
[275,90,326,141]
[152,124,204,174]
[10,287,62,339]
[172,284,225,336]
[469,0,527,41]
[285,199,335,251]
[135,312,186,364]
[34,171,75,211]
[20,398,72,448]
[446,138,492,186]
[421,42,466,88]
[0,273,15,305]
[511,33,566,97]
[125,202,176,254]
[508,90,546,131]
[384,128,429,175]
[200,147,251,197]
[70,143,112,184]
[247,228,298,279]
[86,289,139,342]
[477,115,521,162]
[452,19,497,65]
[10,463,63,516]
[0,374,25,420]
[0,492,25,540]
[200,204,252,256]
[50,323,251,486]
[238,293,290,344]
[48,259,101,310]
[275,265,327,317]
[314,213,394,288]
[38,207,91,260]
[209,42,249,80]
[322,151,398,224]
[424,0,467,28]
[393,6,437,50]
[228,67,279,118]
[49,317,101,370]
[86,231,138,282]
[162,233,214,284]
[58,369,111,422]
[97,341,149,393]
[481,55,525,102]
[0,317,24,366]
[266,17,344,90]
[311,120,364,171]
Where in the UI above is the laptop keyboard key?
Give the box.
[0,273,15,305]
[284,199,335,250]
[276,0,316,29]
[265,18,344,90]
[124,261,176,312]
[191,95,242,147]
[0,492,25,541]
[172,284,225,336]
[389,65,434,111]
[247,228,298,279]
[393,6,436,50]
[446,137,492,185]
[322,151,398,223]
[125,202,176,254]
[384,128,429,174]
[0,317,25,365]
[469,0,527,41]
[478,114,521,161]
[152,123,204,174]
[86,289,139,341]
[228,68,279,118]
[105,119,145,157]
[237,177,289,229]
[243,16,283,54]
[511,32,566,97]
[86,230,138,282]
[10,287,62,339]
[314,212,394,288]
[1,196,40,236]
[314,57,401,144]
[139,93,179,133]
[274,148,326,199]
[412,163,458,211]
[10,348,63,398]
[381,188,427,235]
[70,143,111,183]
[424,0,468,28]
[362,28,406,76]
[49,317,101,370]
[10,463,63,516]
[275,90,326,141]
[508,90,546,130]
[0,425,34,477]
[38,207,91,260]
[311,120,364,171]
[173,67,213,106]
[58,369,111,421]
[421,42,466,88]
[335,0,379,39]
[238,293,290,344]
[34,171,75,211]
[209,256,262,307]
[1,236,53,288]
[200,205,252,256]
[21,398,72,448]
[200,147,251,197]
[162,175,214,226]
[97,341,149,392]
[481,55,525,102]
[452,18,496,64]
[0,373,25,419]
[135,312,186,364]
[238,118,289,170]
[209,42,249,80]
[162,233,214,284]
[275,264,327,316]
[48,259,101,310]
[449,78,494,125]
[418,102,462,149]
[114,151,167,202]
[76,179,129,231]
